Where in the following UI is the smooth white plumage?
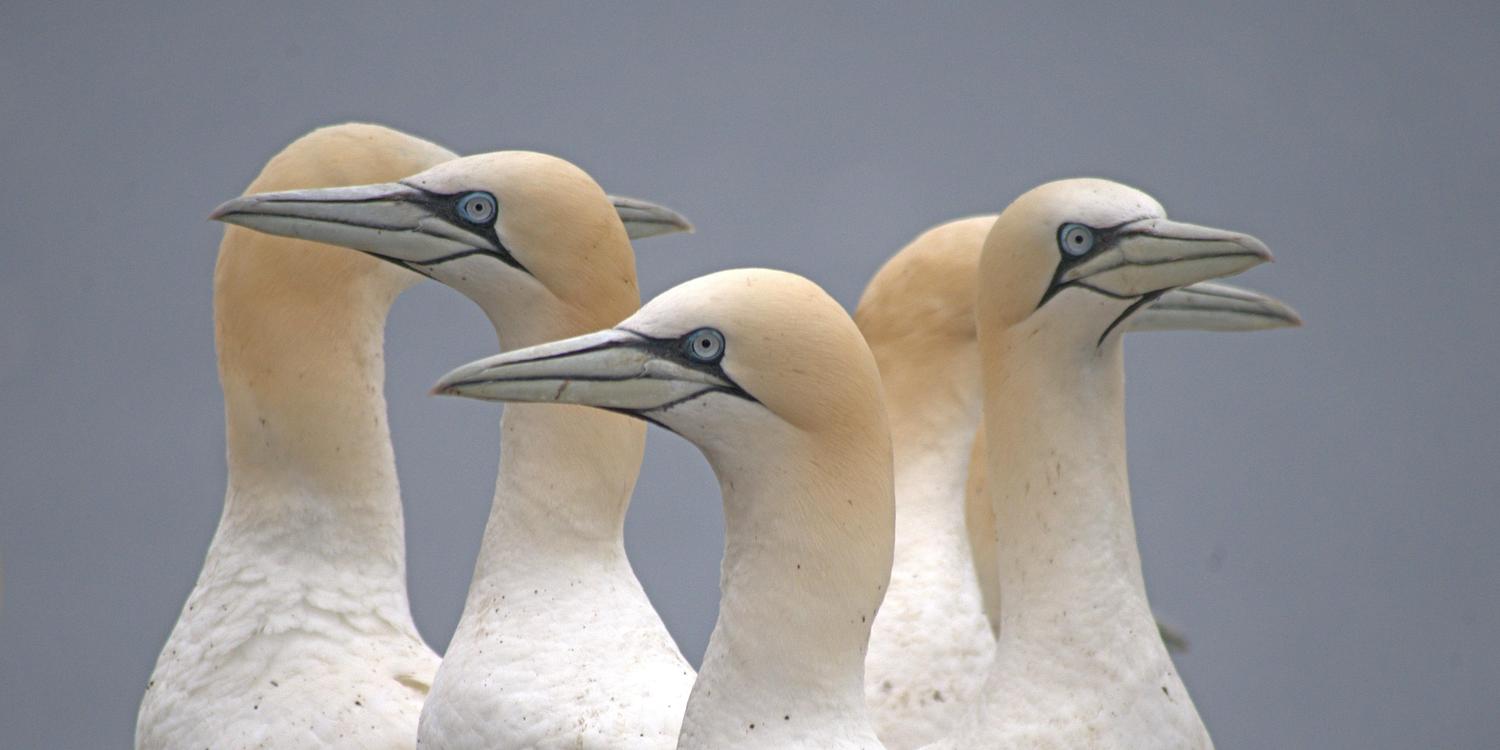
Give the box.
[213,149,695,749]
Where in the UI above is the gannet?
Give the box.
[854,216,1298,749]
[211,151,696,749]
[136,123,457,750]
[965,280,1301,640]
[939,178,1275,748]
[432,269,897,750]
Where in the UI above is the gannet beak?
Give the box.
[609,194,694,240]
[1128,281,1302,332]
[210,186,692,269]
[431,329,744,414]
[209,182,506,268]
[1059,219,1273,298]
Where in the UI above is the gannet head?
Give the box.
[981,178,1274,346]
[430,268,888,455]
[210,151,691,336]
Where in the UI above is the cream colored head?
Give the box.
[979,178,1273,347]
[433,268,890,459]
[213,150,693,346]
[855,215,994,364]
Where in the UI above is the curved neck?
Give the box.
[470,403,644,584]
[212,231,412,588]
[466,276,647,591]
[872,340,982,552]
[681,433,893,748]
[980,324,1151,641]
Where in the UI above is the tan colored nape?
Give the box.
[213,123,456,399]
[216,123,457,307]
[469,151,640,330]
[964,425,1001,635]
[854,215,995,429]
[854,215,996,350]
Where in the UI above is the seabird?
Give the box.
[432,269,897,750]
[854,216,1297,749]
[211,150,695,748]
[137,123,456,750]
[938,178,1275,748]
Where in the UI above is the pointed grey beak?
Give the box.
[609,195,694,240]
[210,182,506,267]
[1129,281,1302,333]
[210,185,693,271]
[432,329,742,413]
[1061,219,1273,298]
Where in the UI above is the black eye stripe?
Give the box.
[390,184,531,277]
[615,327,756,404]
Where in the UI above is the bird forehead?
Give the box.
[400,153,527,196]
[1025,179,1166,229]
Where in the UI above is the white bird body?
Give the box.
[855,214,1297,748]
[214,150,696,749]
[431,269,897,750]
[137,123,453,749]
[429,240,1282,749]
[936,178,1276,748]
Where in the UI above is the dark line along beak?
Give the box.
[431,329,742,415]
[1128,281,1302,333]
[1060,219,1274,299]
[608,195,694,240]
[209,182,505,269]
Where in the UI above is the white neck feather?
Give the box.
[459,282,650,603]
[985,332,1146,625]
[421,271,693,748]
[880,345,983,554]
[679,434,892,749]
[954,320,1210,748]
[863,344,993,749]
[470,402,644,585]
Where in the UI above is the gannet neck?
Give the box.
[868,342,983,569]
[982,326,1145,618]
[426,269,894,749]
[956,317,1212,749]
[680,434,893,750]
[214,228,415,562]
[138,123,456,750]
[854,216,996,749]
[475,402,644,576]
[397,153,694,748]
[424,399,693,749]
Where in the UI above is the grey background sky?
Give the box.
[2,2,1496,747]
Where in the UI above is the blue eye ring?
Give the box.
[1058,223,1096,256]
[457,191,497,224]
[683,328,725,363]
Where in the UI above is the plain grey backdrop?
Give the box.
[2,1,1496,746]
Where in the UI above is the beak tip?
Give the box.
[1240,235,1274,263]
[207,201,236,223]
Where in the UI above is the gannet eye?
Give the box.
[457,192,497,224]
[683,328,725,363]
[1059,223,1096,256]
